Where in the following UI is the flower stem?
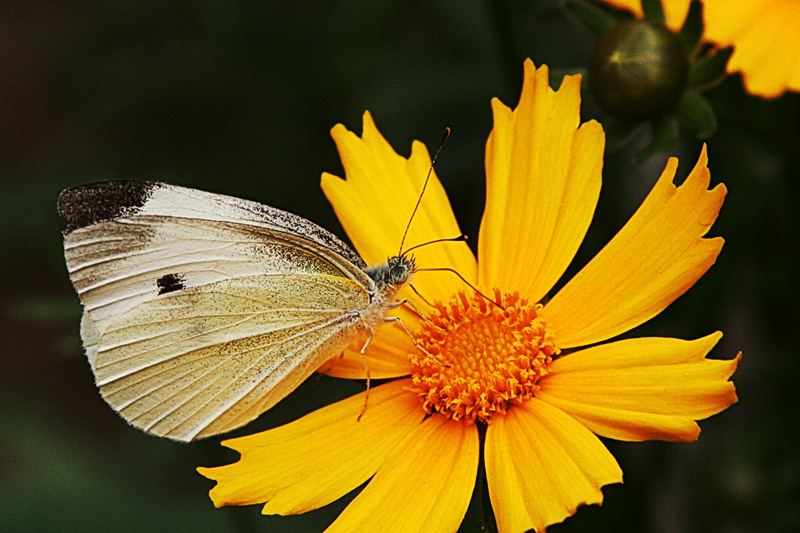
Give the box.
[477,423,498,533]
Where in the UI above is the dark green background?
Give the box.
[2,1,797,531]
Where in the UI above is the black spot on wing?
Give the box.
[157,273,186,295]
[58,180,159,233]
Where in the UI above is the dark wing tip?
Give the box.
[58,180,159,233]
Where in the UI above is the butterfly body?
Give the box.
[59,181,414,442]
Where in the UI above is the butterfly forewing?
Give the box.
[61,182,371,340]
[60,181,381,441]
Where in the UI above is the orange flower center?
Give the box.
[407,289,559,423]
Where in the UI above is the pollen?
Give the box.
[408,289,559,424]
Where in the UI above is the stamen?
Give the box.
[407,289,559,423]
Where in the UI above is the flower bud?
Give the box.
[589,20,689,121]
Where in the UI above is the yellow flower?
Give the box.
[602,0,800,97]
[197,60,741,532]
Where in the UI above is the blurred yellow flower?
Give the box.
[603,0,800,97]
[197,60,741,532]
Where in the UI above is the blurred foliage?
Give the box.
[1,0,797,531]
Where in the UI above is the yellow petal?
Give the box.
[478,59,604,304]
[321,112,477,305]
[600,0,690,29]
[321,312,418,379]
[326,415,478,533]
[704,0,800,97]
[544,145,725,348]
[486,398,622,533]
[196,379,424,514]
[537,334,741,442]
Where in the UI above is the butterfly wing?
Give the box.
[60,181,370,339]
[59,181,376,441]
[95,274,368,441]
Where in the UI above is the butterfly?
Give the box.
[59,181,417,442]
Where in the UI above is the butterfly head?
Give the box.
[364,255,416,292]
[389,255,416,286]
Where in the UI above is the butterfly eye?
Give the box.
[390,263,409,285]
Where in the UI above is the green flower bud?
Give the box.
[589,20,689,121]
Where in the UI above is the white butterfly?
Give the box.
[59,181,415,442]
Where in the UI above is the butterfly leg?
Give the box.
[382,315,449,368]
[356,333,373,422]
[391,294,448,332]
[387,298,424,317]
[382,314,420,348]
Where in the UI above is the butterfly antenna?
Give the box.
[403,234,467,256]
[416,267,505,310]
[398,127,451,257]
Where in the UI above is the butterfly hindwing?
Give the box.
[95,274,369,441]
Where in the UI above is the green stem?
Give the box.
[477,423,498,533]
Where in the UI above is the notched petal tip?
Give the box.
[329,121,348,138]
[539,335,742,442]
[360,110,378,134]
[195,380,425,515]
[323,107,476,296]
[479,59,604,304]
[486,399,622,532]
[545,145,728,348]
